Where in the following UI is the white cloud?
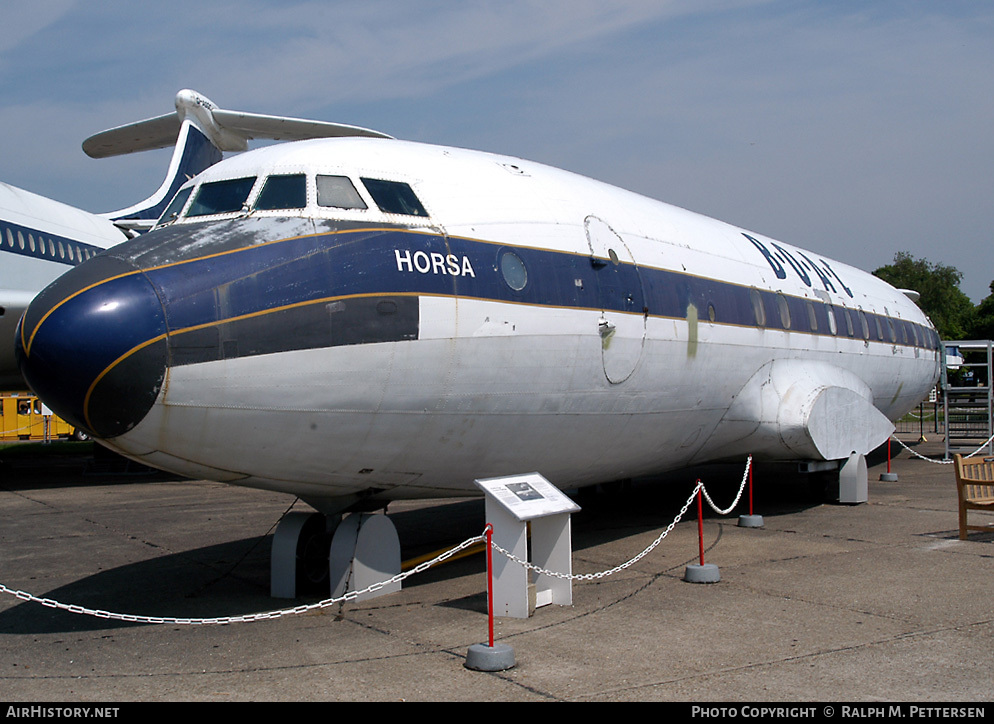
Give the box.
[1,1,992,301]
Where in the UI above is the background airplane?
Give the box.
[0,90,390,391]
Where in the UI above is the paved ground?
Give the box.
[0,436,991,702]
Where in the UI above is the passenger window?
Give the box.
[750,289,766,327]
[256,174,307,210]
[186,177,256,217]
[361,178,428,217]
[499,250,528,291]
[317,175,367,210]
[776,293,791,329]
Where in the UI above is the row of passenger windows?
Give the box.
[746,288,934,347]
[493,248,934,350]
[2,225,98,265]
[158,173,429,225]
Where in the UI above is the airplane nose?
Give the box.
[16,255,168,438]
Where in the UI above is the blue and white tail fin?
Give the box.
[83,89,392,233]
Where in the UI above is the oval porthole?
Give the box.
[776,293,791,329]
[500,250,528,291]
[707,302,716,323]
[750,288,766,327]
[806,302,817,332]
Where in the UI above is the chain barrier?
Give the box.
[701,455,751,515]
[0,532,485,625]
[9,435,975,626]
[492,456,753,582]
[891,432,994,464]
[0,455,753,622]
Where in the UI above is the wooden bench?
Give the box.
[954,454,994,540]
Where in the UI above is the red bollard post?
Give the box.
[465,523,516,671]
[486,523,494,648]
[881,438,898,481]
[748,458,754,517]
[738,455,764,528]
[685,480,720,583]
[696,482,705,566]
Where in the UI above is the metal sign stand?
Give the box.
[474,473,580,619]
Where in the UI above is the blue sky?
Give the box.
[2,1,992,302]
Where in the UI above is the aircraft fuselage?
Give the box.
[16,138,941,510]
[0,183,127,390]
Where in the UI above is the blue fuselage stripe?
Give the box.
[123,224,939,362]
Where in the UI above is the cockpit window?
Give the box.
[255,174,307,210]
[360,178,428,217]
[186,177,257,217]
[317,175,367,210]
[157,186,193,225]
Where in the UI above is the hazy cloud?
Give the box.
[1,1,991,301]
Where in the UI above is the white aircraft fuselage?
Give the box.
[0,183,127,389]
[16,137,940,512]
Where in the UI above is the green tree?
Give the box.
[969,280,994,340]
[872,252,976,340]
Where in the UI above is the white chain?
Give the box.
[490,456,753,582]
[700,455,751,515]
[891,433,994,464]
[491,482,703,581]
[0,532,485,625]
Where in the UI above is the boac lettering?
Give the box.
[744,233,853,298]
[743,233,786,280]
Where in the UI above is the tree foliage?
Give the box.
[872,252,977,340]
[971,280,994,340]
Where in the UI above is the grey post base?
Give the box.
[684,563,721,583]
[465,643,516,671]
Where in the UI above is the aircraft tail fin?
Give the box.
[83,89,393,232]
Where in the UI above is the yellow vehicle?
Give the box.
[0,393,87,441]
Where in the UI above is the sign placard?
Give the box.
[474,472,581,522]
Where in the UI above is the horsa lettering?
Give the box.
[395,249,475,277]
